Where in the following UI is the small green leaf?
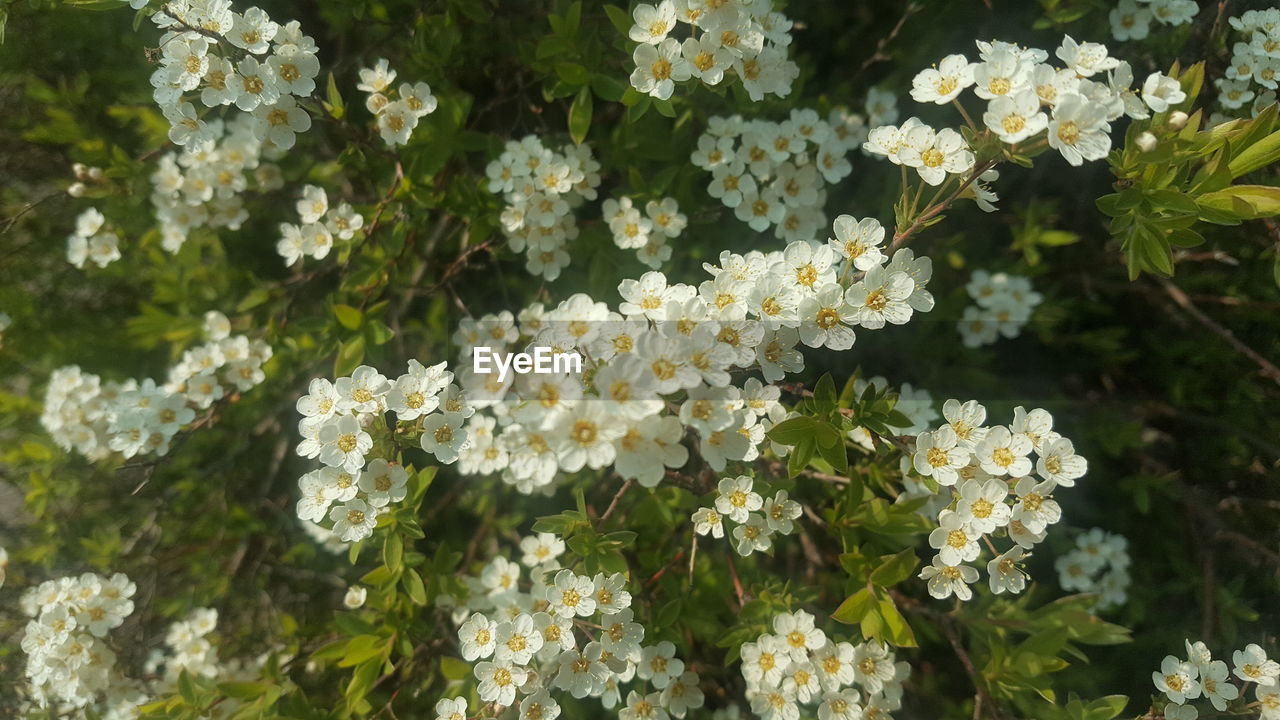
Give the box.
[334,304,363,330]
[383,533,403,572]
[1197,185,1280,220]
[403,569,427,605]
[767,417,817,446]
[334,335,367,377]
[603,4,633,35]
[831,588,876,624]
[569,86,593,145]
[870,548,919,587]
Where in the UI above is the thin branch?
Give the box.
[1156,277,1280,387]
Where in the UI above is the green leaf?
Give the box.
[813,373,837,415]
[831,588,876,624]
[555,62,589,87]
[324,72,345,120]
[1228,130,1280,178]
[403,568,427,605]
[334,304,363,330]
[334,335,367,377]
[603,4,633,36]
[766,416,816,446]
[877,597,917,647]
[217,682,268,701]
[1197,185,1280,220]
[177,671,196,704]
[569,86,593,145]
[383,533,403,572]
[590,74,627,102]
[1084,695,1129,720]
[869,548,919,587]
[440,656,470,681]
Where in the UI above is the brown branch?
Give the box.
[1156,277,1280,387]
[889,158,1000,254]
[599,479,633,524]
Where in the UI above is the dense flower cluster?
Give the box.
[1215,9,1280,118]
[293,360,466,542]
[1151,639,1280,720]
[1109,0,1199,42]
[957,270,1043,348]
[436,219,934,500]
[65,208,122,269]
[19,572,136,709]
[872,36,1185,176]
[913,401,1088,600]
[276,184,366,265]
[1054,528,1131,610]
[690,111,863,242]
[486,135,603,281]
[431,534,705,717]
[739,613,909,720]
[602,195,687,269]
[355,58,439,146]
[623,0,799,101]
[691,474,801,557]
[149,2,319,148]
[150,114,286,254]
[41,313,271,460]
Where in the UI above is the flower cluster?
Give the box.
[433,534,705,717]
[41,314,271,460]
[1054,528,1131,610]
[276,184,366,265]
[957,270,1043,348]
[19,572,137,709]
[438,223,935,499]
[65,208,122,269]
[1152,639,1279,720]
[601,195,687,269]
[150,114,286,254]
[691,475,801,557]
[875,36,1181,176]
[149,2,319,148]
[293,360,466,542]
[355,58,439,146]
[486,135,603,281]
[691,111,862,242]
[1215,9,1280,118]
[1110,0,1199,42]
[913,401,1088,601]
[739,613,909,720]
[623,0,799,101]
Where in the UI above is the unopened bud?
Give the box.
[1168,111,1189,129]
[67,182,86,197]
[72,162,89,180]
[1136,132,1158,152]
[86,166,104,181]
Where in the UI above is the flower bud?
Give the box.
[343,585,367,609]
[1168,111,1188,129]
[72,162,89,180]
[1136,132,1158,152]
[86,166,104,181]
[67,182,86,197]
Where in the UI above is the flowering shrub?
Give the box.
[2,2,1279,720]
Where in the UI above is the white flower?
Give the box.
[1141,72,1186,113]
[317,415,372,473]
[1047,93,1111,166]
[1154,655,1202,703]
[494,614,544,665]
[434,697,467,720]
[329,498,377,542]
[929,510,981,566]
[358,459,408,508]
[774,610,826,661]
[554,643,608,698]
[798,283,856,350]
[1036,437,1087,486]
[975,426,1033,476]
[715,475,762,523]
[987,547,1028,594]
[1201,659,1241,710]
[732,513,774,556]
[1055,35,1119,77]
[828,215,886,271]
[913,427,970,486]
[910,53,974,104]
[983,90,1048,143]
[1012,476,1061,533]
[629,1,677,44]
[520,691,560,720]
[1165,704,1198,720]
[845,267,914,329]
[343,585,367,609]
[475,659,528,706]
[420,412,468,464]
[519,533,565,567]
[1234,644,1280,685]
[762,490,802,535]
[955,478,1011,534]
[818,689,863,720]
[897,125,974,186]
[458,613,497,661]
[548,569,597,618]
[919,555,979,600]
[378,100,419,146]
[851,641,897,694]
[357,58,397,93]
[592,572,631,615]
[631,38,691,100]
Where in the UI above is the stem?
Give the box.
[952,99,979,133]
[889,158,1000,254]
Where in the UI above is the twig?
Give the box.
[889,158,1000,254]
[599,479,633,524]
[1156,277,1280,387]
